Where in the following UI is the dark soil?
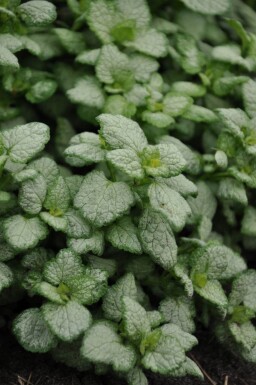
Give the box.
[0,329,255,385]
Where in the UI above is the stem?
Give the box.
[106,161,116,181]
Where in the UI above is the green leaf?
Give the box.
[183,105,218,123]
[0,46,19,70]
[160,323,198,350]
[102,273,137,322]
[19,175,47,215]
[216,108,250,138]
[22,247,51,271]
[106,216,142,254]
[65,209,91,239]
[127,367,148,385]
[141,144,186,178]
[74,170,135,227]
[42,301,92,342]
[36,282,64,304]
[125,28,168,58]
[170,81,206,97]
[81,321,136,372]
[176,34,205,74]
[163,94,193,117]
[211,44,252,70]
[86,0,117,44]
[40,212,67,232]
[54,28,86,55]
[243,79,256,118]
[1,122,50,163]
[68,231,104,256]
[67,77,105,109]
[218,178,247,206]
[122,297,151,343]
[43,249,83,286]
[139,208,177,270]
[130,54,159,83]
[13,308,57,353]
[228,321,256,351]
[3,215,48,252]
[157,175,197,198]
[66,271,108,305]
[0,262,13,293]
[229,270,256,311]
[96,45,134,91]
[188,181,217,221]
[76,49,101,65]
[0,34,23,53]
[28,157,59,187]
[97,114,148,152]
[26,79,58,104]
[179,0,230,15]
[115,0,151,30]
[107,149,144,179]
[148,182,191,232]
[87,255,117,278]
[64,132,106,167]
[242,206,256,237]
[17,0,57,26]
[194,280,228,311]
[160,296,195,333]
[44,175,70,215]
[142,111,174,129]
[125,256,155,280]
[141,334,185,374]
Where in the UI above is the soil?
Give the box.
[0,328,255,385]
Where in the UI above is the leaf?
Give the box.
[68,231,104,256]
[139,208,177,270]
[106,216,142,254]
[125,28,168,58]
[127,367,148,385]
[102,273,137,322]
[67,77,105,109]
[0,46,19,70]
[148,182,191,232]
[170,81,206,97]
[122,297,151,343]
[54,28,86,55]
[130,54,159,83]
[142,111,175,128]
[141,144,186,178]
[216,108,250,138]
[183,105,218,123]
[2,122,50,163]
[160,323,198,350]
[74,170,135,227]
[242,206,256,237]
[76,49,101,65]
[160,296,196,333]
[26,79,58,104]
[218,178,247,206]
[211,45,252,70]
[65,209,91,239]
[243,79,256,118]
[0,34,23,53]
[3,215,48,252]
[0,262,13,293]
[66,272,108,305]
[43,249,83,286]
[188,181,217,221]
[96,45,133,91]
[229,270,256,311]
[13,308,57,353]
[163,94,193,117]
[36,282,64,304]
[86,0,117,44]
[44,175,70,214]
[40,212,67,232]
[115,0,151,30]
[28,157,59,187]
[81,321,136,372]
[17,0,57,26]
[176,34,205,75]
[42,301,92,342]
[22,247,51,271]
[194,280,228,311]
[157,175,197,197]
[229,321,256,352]
[179,0,230,15]
[87,255,117,277]
[106,149,144,179]
[19,175,47,215]
[141,334,185,374]
[64,132,106,167]
[97,113,148,152]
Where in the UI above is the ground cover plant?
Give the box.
[1,0,256,384]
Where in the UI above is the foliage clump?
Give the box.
[1,0,256,383]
